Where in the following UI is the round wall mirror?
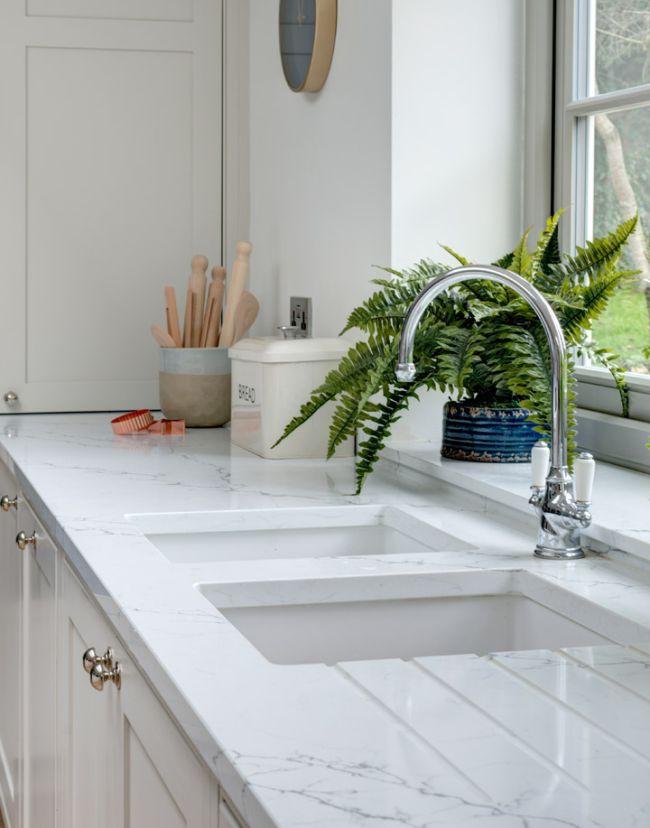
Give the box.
[279,0,337,93]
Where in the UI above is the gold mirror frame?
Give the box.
[279,0,337,93]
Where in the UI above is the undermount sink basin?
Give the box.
[128,505,473,564]
[198,571,639,665]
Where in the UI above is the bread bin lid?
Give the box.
[229,336,349,363]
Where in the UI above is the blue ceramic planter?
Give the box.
[441,401,539,463]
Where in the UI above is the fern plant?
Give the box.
[274,212,638,493]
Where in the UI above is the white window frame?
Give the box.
[553,0,650,472]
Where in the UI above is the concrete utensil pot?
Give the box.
[159,348,230,427]
[441,401,539,462]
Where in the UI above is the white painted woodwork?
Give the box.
[58,562,121,828]
[219,796,246,828]
[0,1,222,412]
[0,463,21,828]
[58,560,221,828]
[0,482,233,828]
[119,648,213,827]
[20,498,56,828]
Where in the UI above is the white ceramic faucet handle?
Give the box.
[574,452,596,503]
[531,441,550,488]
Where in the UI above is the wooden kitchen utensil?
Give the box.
[189,255,208,347]
[182,285,193,347]
[151,324,177,348]
[219,241,252,348]
[232,291,259,344]
[201,266,226,346]
[164,286,182,346]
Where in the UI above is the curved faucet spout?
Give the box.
[395,264,569,471]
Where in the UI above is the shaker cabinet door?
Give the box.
[57,562,121,828]
[118,650,214,828]
[0,461,21,828]
[0,0,222,413]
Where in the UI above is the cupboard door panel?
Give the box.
[120,652,211,827]
[26,0,193,21]
[58,562,120,828]
[0,462,21,828]
[0,0,222,412]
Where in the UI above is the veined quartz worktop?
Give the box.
[2,414,650,827]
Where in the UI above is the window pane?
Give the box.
[595,0,650,94]
[589,105,650,373]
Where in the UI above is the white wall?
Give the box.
[390,0,525,439]
[391,0,524,270]
[246,0,392,338]
[244,0,526,441]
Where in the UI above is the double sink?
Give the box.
[128,505,645,666]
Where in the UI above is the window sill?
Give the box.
[382,438,650,563]
[577,408,650,474]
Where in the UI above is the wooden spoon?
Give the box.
[231,291,259,344]
[219,241,252,347]
[189,254,208,347]
[201,266,226,347]
[151,324,177,348]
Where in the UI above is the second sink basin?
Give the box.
[129,505,474,564]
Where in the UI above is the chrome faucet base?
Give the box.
[534,545,585,561]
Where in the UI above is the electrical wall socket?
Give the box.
[290,297,312,338]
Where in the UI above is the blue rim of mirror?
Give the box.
[279,0,337,93]
[279,0,316,91]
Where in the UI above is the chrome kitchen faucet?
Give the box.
[396,265,595,560]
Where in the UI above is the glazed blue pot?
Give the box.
[441,401,539,462]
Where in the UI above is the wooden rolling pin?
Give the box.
[219,241,252,348]
[151,324,177,348]
[200,266,226,347]
[189,254,209,347]
[232,291,259,344]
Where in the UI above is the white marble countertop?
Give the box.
[2,414,650,827]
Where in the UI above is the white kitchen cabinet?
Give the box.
[58,560,125,828]
[119,646,215,827]
[0,462,21,828]
[219,795,247,828]
[19,498,57,828]
[0,0,222,412]
[0,479,239,828]
[59,560,221,828]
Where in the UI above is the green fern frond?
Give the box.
[576,339,630,417]
[326,340,399,457]
[492,251,515,270]
[271,336,392,448]
[531,210,563,284]
[560,268,637,343]
[551,215,638,282]
[354,384,421,494]
[439,244,470,267]
[511,227,533,278]
[434,327,484,396]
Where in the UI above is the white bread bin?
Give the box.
[228,337,354,459]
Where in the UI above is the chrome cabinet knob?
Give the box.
[16,530,37,551]
[90,661,122,692]
[1,495,17,512]
[3,392,18,406]
[82,646,114,674]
